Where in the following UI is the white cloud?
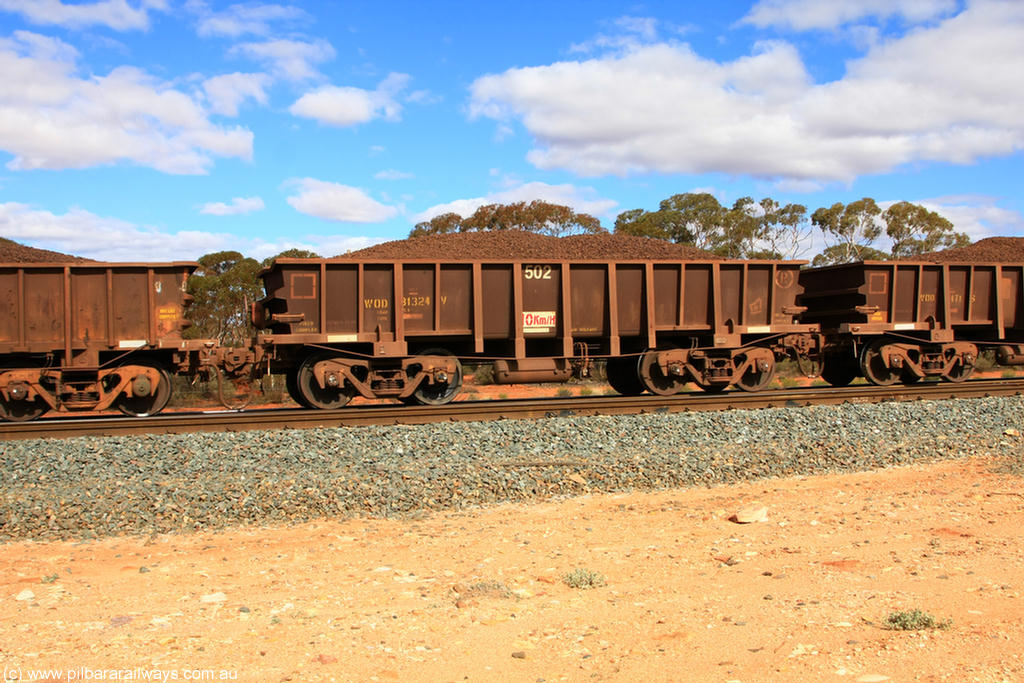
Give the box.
[201,72,270,116]
[284,178,399,223]
[255,235,384,258]
[0,202,230,261]
[916,195,1024,241]
[741,0,957,31]
[413,181,618,223]
[198,196,265,216]
[0,201,385,261]
[230,38,334,81]
[188,1,306,37]
[289,73,410,126]
[469,3,1024,184]
[406,89,440,105]
[0,31,252,174]
[571,15,663,53]
[614,16,659,41]
[0,0,167,31]
[374,169,414,180]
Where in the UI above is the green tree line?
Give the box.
[608,193,967,263]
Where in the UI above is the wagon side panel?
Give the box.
[682,264,713,328]
[615,264,644,337]
[1001,266,1023,331]
[481,264,512,339]
[324,264,358,335]
[0,268,24,348]
[22,269,65,346]
[439,264,473,334]
[570,264,608,338]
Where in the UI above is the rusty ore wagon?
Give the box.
[800,261,1024,386]
[8,254,1024,422]
[254,257,819,408]
[0,262,220,420]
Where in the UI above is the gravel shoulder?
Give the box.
[4,396,1023,542]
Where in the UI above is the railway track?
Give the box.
[3,378,1024,441]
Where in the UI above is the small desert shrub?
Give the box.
[578,386,594,396]
[883,609,951,631]
[975,349,998,372]
[458,580,511,599]
[470,363,495,385]
[562,568,606,589]
[556,387,573,397]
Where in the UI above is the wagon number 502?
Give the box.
[524,265,552,280]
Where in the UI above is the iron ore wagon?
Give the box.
[254,257,819,408]
[0,261,219,420]
[800,261,1024,386]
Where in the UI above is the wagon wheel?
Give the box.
[638,349,689,396]
[942,354,975,383]
[408,349,463,406]
[0,365,49,422]
[735,353,776,392]
[605,356,645,396]
[0,394,49,422]
[285,370,311,408]
[115,360,173,417]
[901,370,923,384]
[296,352,355,410]
[859,340,901,386]
[820,354,859,387]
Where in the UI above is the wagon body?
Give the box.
[0,262,200,358]
[799,261,1024,341]
[0,262,215,420]
[256,257,815,403]
[799,261,1024,386]
[257,258,811,356]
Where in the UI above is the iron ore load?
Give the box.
[4,232,1024,422]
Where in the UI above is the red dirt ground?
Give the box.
[3,455,1024,683]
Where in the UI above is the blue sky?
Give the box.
[0,0,1022,261]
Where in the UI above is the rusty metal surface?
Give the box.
[4,378,1024,441]
[0,262,229,420]
[800,261,1024,337]
[256,258,815,361]
[0,262,198,358]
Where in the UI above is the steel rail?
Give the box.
[3,378,1024,442]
